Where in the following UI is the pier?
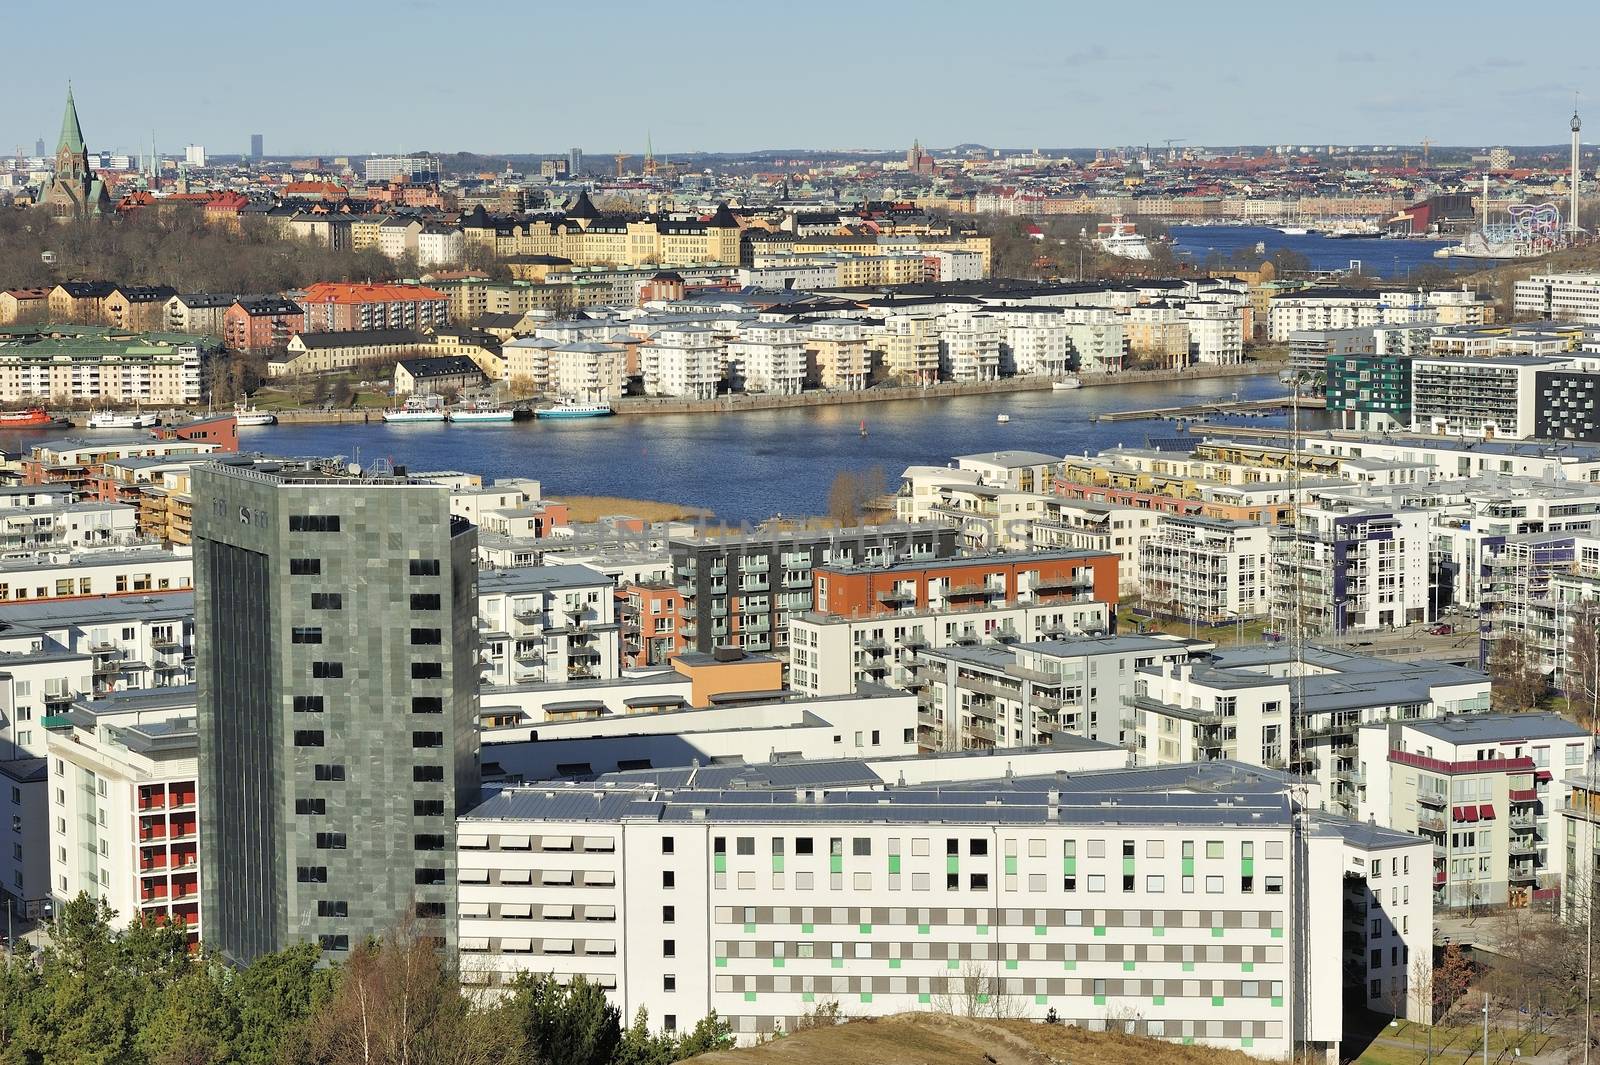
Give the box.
[1092,394,1322,423]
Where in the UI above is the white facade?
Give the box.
[640,328,723,399]
[1269,505,1432,634]
[549,344,627,402]
[477,565,622,687]
[937,313,1003,382]
[1409,356,1557,439]
[1513,272,1600,324]
[726,324,807,395]
[417,226,466,268]
[1060,312,1126,374]
[1139,517,1271,623]
[1184,303,1245,365]
[1001,320,1070,377]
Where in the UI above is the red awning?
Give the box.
[1478,804,1495,820]
[1452,806,1468,821]
[1464,806,1480,823]
[1536,770,1553,783]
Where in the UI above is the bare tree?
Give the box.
[1489,633,1547,711]
[1567,599,1600,726]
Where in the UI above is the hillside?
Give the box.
[685,1013,1266,1065]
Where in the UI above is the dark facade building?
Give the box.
[195,460,478,965]
[1534,369,1600,441]
[670,523,961,655]
[1325,351,1413,432]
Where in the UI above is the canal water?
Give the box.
[0,375,1325,525]
[1170,225,1461,280]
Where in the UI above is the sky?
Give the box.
[7,0,1600,159]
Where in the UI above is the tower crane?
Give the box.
[1420,137,1433,166]
[1162,137,1187,161]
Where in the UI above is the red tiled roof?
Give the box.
[299,282,447,304]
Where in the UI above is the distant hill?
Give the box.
[683,1012,1266,1065]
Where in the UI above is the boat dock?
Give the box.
[1092,395,1321,423]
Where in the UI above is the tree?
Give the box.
[502,972,620,1065]
[1566,599,1600,726]
[828,470,863,526]
[1489,632,1547,710]
[1433,943,1473,1024]
[672,1011,734,1058]
[230,942,335,1065]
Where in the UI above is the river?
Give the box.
[1,374,1329,525]
[1170,225,1461,279]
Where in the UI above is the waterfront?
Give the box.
[0,373,1324,525]
[1170,225,1462,279]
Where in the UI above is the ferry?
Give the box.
[382,397,447,423]
[448,403,515,423]
[1093,214,1153,260]
[534,399,613,419]
[232,401,277,427]
[1051,377,1083,391]
[0,407,61,428]
[86,410,159,429]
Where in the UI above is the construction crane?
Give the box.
[1163,137,1187,161]
[1420,137,1433,166]
[614,151,626,178]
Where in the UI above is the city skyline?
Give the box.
[7,0,1600,157]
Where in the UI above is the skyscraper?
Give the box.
[251,133,263,159]
[195,460,479,965]
[568,147,583,177]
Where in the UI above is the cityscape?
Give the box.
[8,5,1600,1064]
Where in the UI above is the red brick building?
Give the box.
[223,297,304,352]
[296,282,450,332]
[811,550,1119,620]
[621,582,686,667]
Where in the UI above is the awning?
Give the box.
[498,834,531,850]
[541,835,573,851]
[500,869,532,884]
[544,939,574,954]
[500,937,532,952]
[460,902,489,917]
[1478,804,1495,820]
[585,871,616,887]
[583,836,615,852]
[1465,806,1480,822]
[460,937,490,952]
[543,870,575,885]
[500,902,532,918]
[586,904,616,920]
[459,833,488,848]
[1536,770,1553,783]
[459,868,489,883]
[542,903,574,920]
[585,939,616,954]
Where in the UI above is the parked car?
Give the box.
[1428,623,1454,635]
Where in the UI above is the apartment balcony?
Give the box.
[879,588,916,606]
[1510,840,1537,859]
[1418,792,1447,809]
[860,638,888,655]
[781,573,811,590]
[1417,813,1446,833]
[1509,864,1538,884]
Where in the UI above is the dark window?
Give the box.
[315,832,347,850]
[296,866,327,883]
[290,558,321,575]
[795,837,814,855]
[415,901,446,919]
[317,900,348,918]
[413,765,444,783]
[413,834,446,851]
[293,695,324,713]
[414,799,445,816]
[291,627,323,645]
[412,731,443,748]
[662,870,675,889]
[410,558,441,576]
[1123,875,1135,892]
[410,628,441,645]
[947,873,959,890]
[415,867,446,885]
[969,839,988,857]
[311,593,342,610]
[411,662,442,680]
[946,839,959,856]
[412,696,443,714]
[661,837,675,854]
[293,730,325,747]
[410,593,440,611]
[663,939,676,958]
[295,798,326,815]
[315,764,345,781]
[969,872,988,890]
[289,515,341,533]
[663,905,676,923]
[317,933,349,951]
[312,661,343,679]
[713,837,726,855]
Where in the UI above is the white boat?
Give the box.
[448,404,514,423]
[1051,377,1083,391]
[232,401,276,427]
[1093,214,1153,260]
[382,397,446,423]
[86,410,159,429]
[1278,226,1309,236]
[996,413,1011,423]
[534,399,614,419]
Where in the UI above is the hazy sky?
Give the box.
[8,0,1600,158]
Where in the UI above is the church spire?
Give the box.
[58,84,85,155]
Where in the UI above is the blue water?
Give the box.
[0,375,1317,524]
[1171,225,1461,280]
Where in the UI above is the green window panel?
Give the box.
[1006,960,1018,971]
[713,855,727,873]
[947,960,960,970]
[1123,961,1135,971]
[917,993,931,1004]
[1181,859,1194,876]
[1212,928,1223,938]
[1182,962,1195,973]
[1241,962,1254,973]
[1093,994,1107,1006]
[715,957,727,968]
[946,856,959,874]
[1271,927,1284,939]
[1034,925,1047,936]
[1183,1037,1195,1046]
[1005,857,1018,875]
[1122,859,1135,875]
[889,958,902,969]
[1242,1038,1254,1049]
[888,855,901,874]
[803,992,815,1003]
[1063,960,1077,971]
[801,923,814,934]
[772,856,784,873]
[1152,995,1166,1006]
[860,993,873,1003]
[830,856,843,874]
[859,923,872,934]
[1064,858,1077,875]
[831,958,843,969]
[1152,927,1165,937]
[917,924,930,935]
[1212,996,1224,1007]
[1241,858,1254,876]
[772,957,785,968]
[1093,926,1106,937]
[1034,994,1048,1005]
[976,925,988,936]
[1271,996,1283,1007]
[744,992,757,1002]
[744,922,756,933]
[976,994,990,1005]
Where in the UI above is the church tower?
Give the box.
[42,85,110,220]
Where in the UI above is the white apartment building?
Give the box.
[455,756,1429,1057]
[477,565,622,687]
[417,224,466,268]
[45,686,200,942]
[937,313,1003,382]
[0,756,47,916]
[1297,434,1600,482]
[925,248,984,282]
[1513,272,1600,324]
[915,634,1209,750]
[790,598,1111,698]
[1128,647,1491,815]
[1356,713,1589,910]
[997,317,1070,377]
[640,328,724,399]
[1269,289,1492,343]
[0,342,203,406]
[0,501,140,552]
[1061,311,1126,374]
[1409,355,1564,439]
[1030,499,1161,597]
[549,343,628,402]
[870,315,940,387]
[1184,302,1244,365]
[503,337,558,392]
[805,318,873,391]
[1268,504,1432,634]
[1139,517,1271,623]
[726,324,807,395]
[0,546,192,606]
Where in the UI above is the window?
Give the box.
[410,593,440,611]
[413,834,446,851]
[663,975,676,992]
[662,871,675,889]
[410,628,441,645]
[663,939,676,958]
[315,764,345,781]
[969,838,987,857]
[318,934,349,951]
[1206,841,1224,859]
[1265,876,1284,894]
[290,558,321,575]
[295,798,327,815]
[736,837,755,856]
[795,837,814,855]
[293,730,325,747]
[853,838,872,857]
[412,696,443,714]
[311,593,342,610]
[969,873,988,890]
[410,559,441,576]
[312,661,343,679]
[315,832,347,850]
[289,515,341,533]
[291,627,323,644]
[1147,875,1166,892]
[411,662,442,680]
[317,900,348,918]
[413,766,443,783]
[1206,875,1224,893]
[414,799,445,816]
[415,868,446,885]
[412,731,444,749]
[296,866,328,883]
[293,695,324,713]
[1087,874,1105,892]
[663,905,675,923]
[662,837,675,855]
[415,902,446,919]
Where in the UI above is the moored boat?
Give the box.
[448,403,515,423]
[382,397,447,423]
[534,399,613,419]
[86,410,159,429]
[233,401,276,426]
[0,407,62,428]
[1051,377,1083,391]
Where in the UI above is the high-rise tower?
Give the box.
[1572,109,1583,240]
[195,461,479,965]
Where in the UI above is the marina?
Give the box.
[1092,394,1323,422]
[1170,225,1461,278]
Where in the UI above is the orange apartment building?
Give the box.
[621,581,686,667]
[296,281,451,332]
[811,549,1120,620]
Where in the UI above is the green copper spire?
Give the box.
[58,83,85,155]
